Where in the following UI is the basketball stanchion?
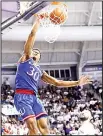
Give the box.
[1,1,50,34]
[1,1,68,44]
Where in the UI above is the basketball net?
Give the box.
[38,2,68,43]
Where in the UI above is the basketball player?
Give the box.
[14,17,91,135]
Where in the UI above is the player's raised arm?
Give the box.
[24,17,40,58]
[41,71,91,87]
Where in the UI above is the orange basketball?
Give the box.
[50,7,67,25]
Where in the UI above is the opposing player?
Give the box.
[14,16,91,135]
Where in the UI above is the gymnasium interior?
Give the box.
[1,1,102,135]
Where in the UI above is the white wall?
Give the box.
[2,41,80,65]
[2,41,102,67]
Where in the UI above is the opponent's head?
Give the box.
[79,110,92,122]
[32,49,41,62]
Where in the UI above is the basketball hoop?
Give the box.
[37,2,68,43]
[18,1,68,43]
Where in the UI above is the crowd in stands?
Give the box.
[91,80,102,99]
[1,78,102,135]
[2,115,28,135]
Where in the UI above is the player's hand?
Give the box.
[34,13,48,20]
[78,76,92,86]
[33,14,41,23]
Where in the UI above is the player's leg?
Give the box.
[26,117,39,135]
[37,117,50,135]
[33,97,50,135]
[14,94,39,135]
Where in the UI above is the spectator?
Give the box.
[1,80,102,135]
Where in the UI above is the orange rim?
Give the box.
[51,2,68,9]
[51,1,61,5]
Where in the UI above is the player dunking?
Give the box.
[14,17,91,135]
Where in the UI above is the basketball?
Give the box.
[50,7,67,25]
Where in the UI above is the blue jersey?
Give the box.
[15,58,43,94]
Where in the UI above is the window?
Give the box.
[65,69,70,78]
[60,70,65,78]
[50,70,54,77]
[70,66,77,80]
[45,70,49,74]
[55,70,59,78]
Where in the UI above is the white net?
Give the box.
[44,25,61,43]
[38,3,68,43]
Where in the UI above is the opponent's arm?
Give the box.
[24,17,40,58]
[41,71,91,87]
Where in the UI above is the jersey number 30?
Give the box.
[27,66,40,81]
